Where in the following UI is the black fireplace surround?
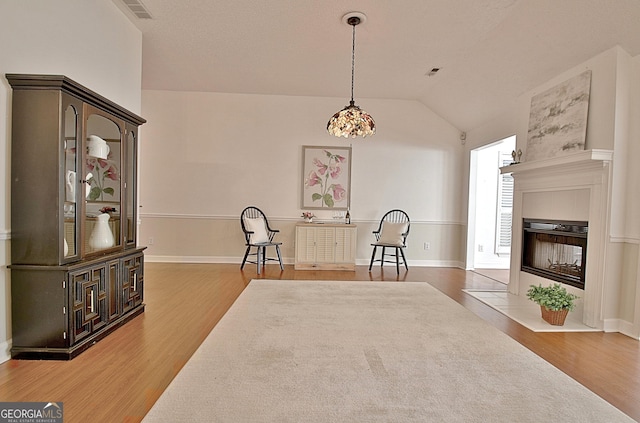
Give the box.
[522,219,588,290]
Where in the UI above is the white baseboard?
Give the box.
[145,255,240,264]
[146,255,464,269]
[614,319,640,339]
[144,255,294,265]
[357,259,464,268]
[0,339,11,363]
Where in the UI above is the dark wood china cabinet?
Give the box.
[7,74,146,359]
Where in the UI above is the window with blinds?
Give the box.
[495,152,514,254]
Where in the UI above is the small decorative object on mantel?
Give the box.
[526,283,579,326]
[301,211,315,223]
[510,149,523,165]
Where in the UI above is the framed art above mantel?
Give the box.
[525,70,591,162]
[301,145,352,210]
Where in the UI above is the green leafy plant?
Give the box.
[526,283,579,311]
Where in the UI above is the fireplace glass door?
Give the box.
[522,219,587,289]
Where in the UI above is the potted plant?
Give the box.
[526,283,579,326]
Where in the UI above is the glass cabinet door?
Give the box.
[124,125,138,247]
[84,108,124,255]
[63,97,82,262]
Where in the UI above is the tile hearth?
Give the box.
[464,289,600,332]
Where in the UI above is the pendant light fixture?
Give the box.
[327,12,375,138]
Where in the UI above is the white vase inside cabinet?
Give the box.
[295,223,357,271]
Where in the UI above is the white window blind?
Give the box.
[495,153,514,255]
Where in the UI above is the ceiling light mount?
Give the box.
[342,12,367,26]
[327,11,375,139]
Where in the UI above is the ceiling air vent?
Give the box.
[426,68,440,77]
[122,0,153,19]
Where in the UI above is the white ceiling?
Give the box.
[115,0,640,132]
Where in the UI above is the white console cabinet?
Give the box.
[295,223,357,271]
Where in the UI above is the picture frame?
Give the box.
[301,145,352,210]
[525,70,591,161]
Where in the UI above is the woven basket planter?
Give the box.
[540,306,569,326]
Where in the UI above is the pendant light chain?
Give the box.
[350,22,356,104]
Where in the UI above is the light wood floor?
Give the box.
[1,263,639,422]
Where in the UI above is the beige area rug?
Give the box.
[463,289,600,332]
[143,280,632,422]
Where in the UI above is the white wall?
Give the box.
[0,0,143,362]
[624,56,640,238]
[622,54,640,334]
[138,90,465,265]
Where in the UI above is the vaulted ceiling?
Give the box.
[115,0,640,132]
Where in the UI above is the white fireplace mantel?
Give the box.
[500,149,613,176]
[505,149,614,329]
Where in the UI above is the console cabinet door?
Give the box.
[296,226,317,264]
[69,263,110,343]
[314,227,336,263]
[334,226,357,264]
[295,226,335,264]
[122,253,144,313]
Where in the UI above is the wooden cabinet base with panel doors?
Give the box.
[295,223,357,271]
[7,74,146,359]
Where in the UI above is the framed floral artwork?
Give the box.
[301,145,352,210]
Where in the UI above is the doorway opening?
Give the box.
[466,135,515,284]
